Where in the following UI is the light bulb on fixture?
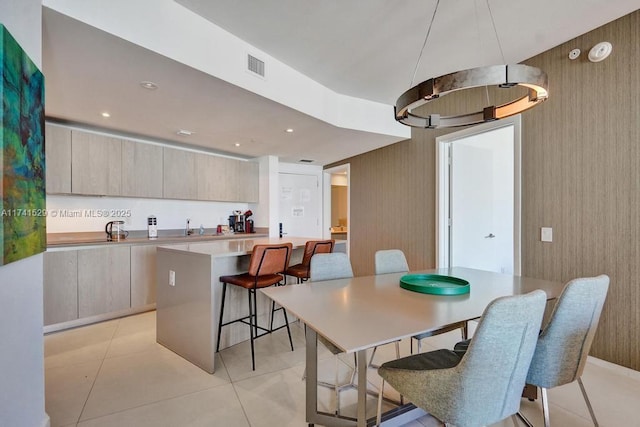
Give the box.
[140,81,158,90]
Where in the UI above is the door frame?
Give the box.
[323,164,350,255]
[435,115,522,274]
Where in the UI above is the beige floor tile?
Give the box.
[45,319,119,369]
[220,325,307,382]
[233,365,308,427]
[44,311,640,427]
[80,346,230,421]
[77,384,248,427]
[45,359,102,427]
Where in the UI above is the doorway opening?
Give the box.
[436,116,521,275]
[323,164,350,253]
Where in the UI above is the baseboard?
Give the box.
[42,413,51,427]
[587,355,640,380]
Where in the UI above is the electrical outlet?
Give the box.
[169,270,176,286]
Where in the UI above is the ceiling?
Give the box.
[42,1,639,165]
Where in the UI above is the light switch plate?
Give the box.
[541,227,553,242]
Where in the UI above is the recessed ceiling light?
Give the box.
[140,81,158,90]
[234,143,241,147]
[101,112,111,118]
[176,129,194,136]
[285,128,294,133]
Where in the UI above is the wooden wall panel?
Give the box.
[327,10,640,370]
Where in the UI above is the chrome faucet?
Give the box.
[185,218,193,236]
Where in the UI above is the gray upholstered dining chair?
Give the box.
[374,249,468,355]
[376,290,548,427]
[518,275,609,427]
[308,252,356,415]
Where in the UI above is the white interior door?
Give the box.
[278,173,321,238]
[438,118,520,275]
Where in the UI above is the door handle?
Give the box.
[484,233,495,238]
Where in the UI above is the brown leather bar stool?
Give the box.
[216,243,293,371]
[284,239,334,284]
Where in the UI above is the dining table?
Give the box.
[260,266,563,427]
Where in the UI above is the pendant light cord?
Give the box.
[486,0,506,64]
[410,0,440,87]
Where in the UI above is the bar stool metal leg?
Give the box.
[248,288,256,371]
[215,282,227,352]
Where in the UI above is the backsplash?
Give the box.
[46,195,250,233]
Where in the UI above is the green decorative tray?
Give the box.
[399,274,470,295]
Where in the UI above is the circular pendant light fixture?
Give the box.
[395,64,548,128]
[395,0,549,129]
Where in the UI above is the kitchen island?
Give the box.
[155,237,346,373]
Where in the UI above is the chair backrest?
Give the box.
[526,275,609,389]
[437,290,547,427]
[374,249,409,274]
[309,252,353,281]
[248,243,292,276]
[301,239,335,266]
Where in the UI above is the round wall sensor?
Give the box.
[588,42,612,62]
[568,48,581,60]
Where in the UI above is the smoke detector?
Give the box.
[588,42,612,62]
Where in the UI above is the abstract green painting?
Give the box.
[0,24,46,266]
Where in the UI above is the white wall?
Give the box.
[46,195,249,233]
[0,1,49,426]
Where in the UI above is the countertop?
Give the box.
[47,229,268,248]
[157,236,324,258]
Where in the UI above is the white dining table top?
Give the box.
[261,267,563,354]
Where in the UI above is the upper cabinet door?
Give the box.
[121,140,163,198]
[45,124,72,194]
[238,160,259,203]
[71,131,122,196]
[162,147,197,200]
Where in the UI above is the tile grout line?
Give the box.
[74,318,121,425]
[221,353,254,426]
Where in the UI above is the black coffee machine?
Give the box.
[229,210,254,233]
[228,211,245,233]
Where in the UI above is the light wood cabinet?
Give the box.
[71,131,122,196]
[130,245,157,307]
[121,139,163,198]
[45,124,72,194]
[238,160,259,202]
[43,250,78,325]
[162,147,197,200]
[45,123,259,202]
[196,155,259,202]
[77,246,131,318]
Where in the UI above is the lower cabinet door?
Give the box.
[130,245,157,307]
[78,246,131,318]
[44,250,79,325]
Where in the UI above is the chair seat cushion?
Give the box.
[380,349,462,372]
[285,263,309,278]
[220,273,283,289]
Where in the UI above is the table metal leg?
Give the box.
[305,328,319,423]
[357,349,367,426]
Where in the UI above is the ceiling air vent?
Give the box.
[247,54,265,77]
[299,159,314,163]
